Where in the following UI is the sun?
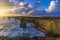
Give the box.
[0,4,9,16]
[0,7,14,17]
[0,9,8,16]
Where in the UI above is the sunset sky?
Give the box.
[0,0,60,16]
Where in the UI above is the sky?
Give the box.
[24,0,51,10]
[12,0,51,10]
[0,0,60,16]
[11,0,60,14]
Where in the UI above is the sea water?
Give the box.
[0,18,45,38]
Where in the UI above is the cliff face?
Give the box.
[37,19,60,34]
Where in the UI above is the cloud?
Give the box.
[0,0,23,14]
[19,2,25,7]
[0,0,41,15]
[0,0,16,8]
[45,0,60,14]
[45,1,57,13]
